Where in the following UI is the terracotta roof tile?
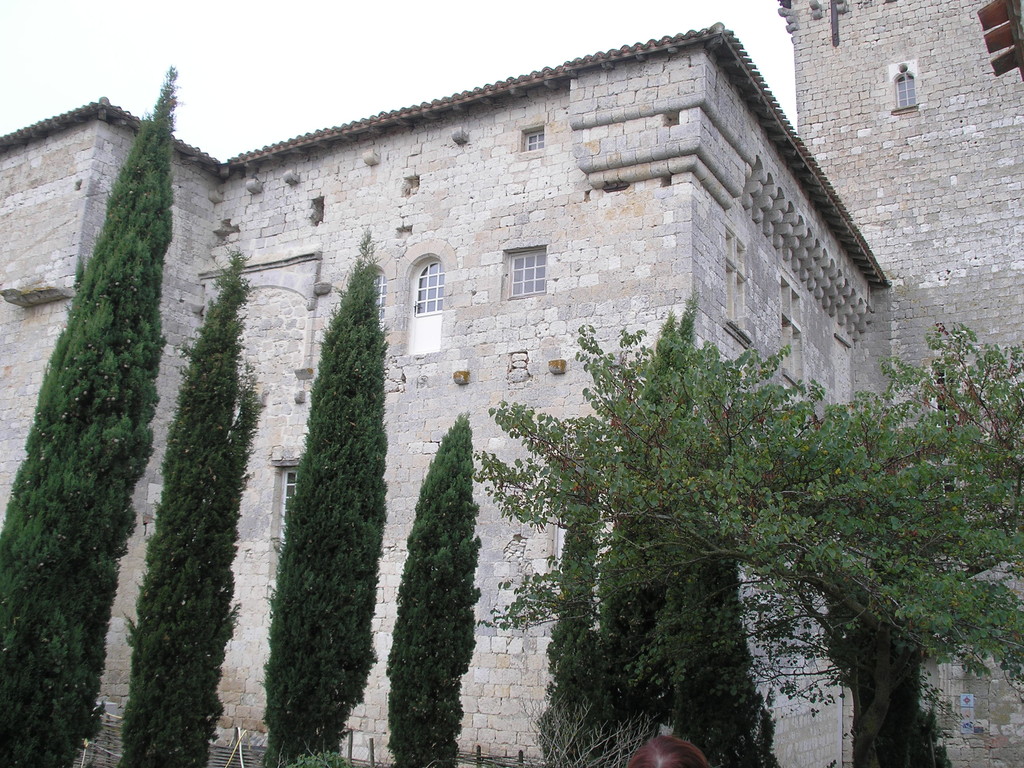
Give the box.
[0,98,219,168]
[226,26,722,164]
[0,25,884,286]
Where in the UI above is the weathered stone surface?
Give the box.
[785,1,1024,765]
[0,24,925,766]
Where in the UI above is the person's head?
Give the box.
[626,735,710,768]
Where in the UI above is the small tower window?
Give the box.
[523,128,545,152]
[894,65,917,109]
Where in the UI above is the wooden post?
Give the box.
[369,737,375,768]
[347,732,354,763]
[476,744,482,768]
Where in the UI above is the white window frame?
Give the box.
[410,260,445,354]
[273,466,298,546]
[374,270,387,322]
[523,127,545,152]
[895,71,917,109]
[889,60,919,111]
[414,261,445,316]
[281,469,297,514]
[508,248,547,298]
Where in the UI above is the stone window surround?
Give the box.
[888,60,920,113]
[270,460,299,545]
[895,72,916,109]
[725,229,747,327]
[780,276,803,382]
[523,126,545,152]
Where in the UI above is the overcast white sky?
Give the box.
[0,0,794,161]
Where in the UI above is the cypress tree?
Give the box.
[0,71,177,768]
[545,514,608,722]
[264,234,388,764]
[647,307,777,768]
[595,304,777,767]
[119,253,260,768]
[387,414,481,768]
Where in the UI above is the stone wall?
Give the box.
[1,30,883,766]
[786,1,1024,765]
[788,0,1024,365]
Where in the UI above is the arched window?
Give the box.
[410,260,444,354]
[894,67,917,109]
[414,261,444,315]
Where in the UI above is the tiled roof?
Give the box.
[0,98,219,168]
[0,24,885,286]
[227,26,724,164]
[221,24,884,286]
[708,30,887,286]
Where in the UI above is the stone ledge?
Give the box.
[2,285,74,307]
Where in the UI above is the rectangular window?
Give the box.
[781,278,803,381]
[725,232,747,326]
[509,249,547,297]
[273,467,298,545]
[523,128,545,152]
[282,469,297,512]
[374,271,387,321]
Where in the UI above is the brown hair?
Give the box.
[626,735,710,768]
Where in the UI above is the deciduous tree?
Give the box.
[479,321,1024,768]
[0,70,177,768]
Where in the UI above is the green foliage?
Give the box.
[539,304,776,768]
[0,70,177,768]
[284,752,353,768]
[545,506,608,725]
[863,656,950,768]
[479,320,1024,768]
[265,234,388,764]
[387,415,481,768]
[118,254,260,768]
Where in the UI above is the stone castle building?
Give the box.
[1,1,1021,765]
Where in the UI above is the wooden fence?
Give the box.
[74,712,542,768]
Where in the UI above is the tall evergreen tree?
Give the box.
[0,71,177,768]
[640,307,777,768]
[119,254,260,768]
[387,415,481,768]
[545,512,608,723]
[537,304,776,767]
[264,234,388,764]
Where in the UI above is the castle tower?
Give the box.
[781,0,1024,366]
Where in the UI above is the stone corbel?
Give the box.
[2,285,74,307]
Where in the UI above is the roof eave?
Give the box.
[0,100,220,169]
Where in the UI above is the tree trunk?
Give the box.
[851,625,894,768]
